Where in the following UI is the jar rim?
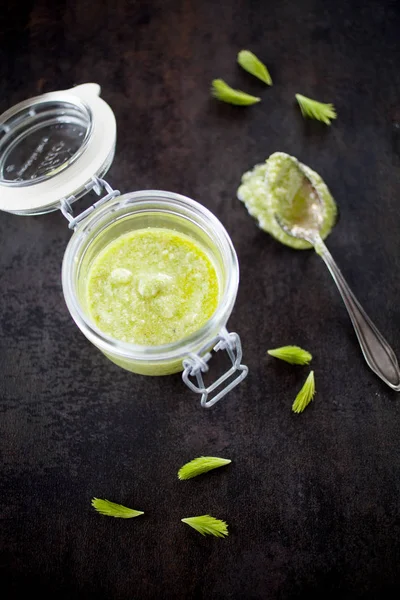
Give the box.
[62,190,239,362]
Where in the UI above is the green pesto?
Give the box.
[237,152,337,249]
[86,228,219,346]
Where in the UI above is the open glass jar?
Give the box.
[0,83,248,408]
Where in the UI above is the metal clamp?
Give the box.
[60,176,120,229]
[182,328,248,408]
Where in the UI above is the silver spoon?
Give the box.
[274,162,400,391]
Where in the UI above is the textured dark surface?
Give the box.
[1,1,400,598]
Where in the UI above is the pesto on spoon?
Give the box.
[237,152,337,249]
[273,154,400,391]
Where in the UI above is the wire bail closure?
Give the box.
[60,176,120,229]
[182,327,248,408]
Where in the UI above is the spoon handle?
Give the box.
[315,237,400,391]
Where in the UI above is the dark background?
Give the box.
[1,1,400,598]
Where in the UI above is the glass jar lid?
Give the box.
[0,83,116,215]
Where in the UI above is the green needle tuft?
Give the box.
[268,345,312,365]
[295,94,337,125]
[292,371,316,413]
[211,79,261,105]
[91,498,144,518]
[238,50,272,85]
[178,456,231,480]
[182,515,229,537]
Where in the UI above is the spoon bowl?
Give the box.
[274,163,325,244]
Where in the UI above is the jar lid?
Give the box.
[0,83,116,215]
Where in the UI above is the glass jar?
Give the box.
[0,83,248,408]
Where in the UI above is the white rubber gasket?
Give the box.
[0,83,116,214]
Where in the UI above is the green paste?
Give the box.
[86,228,219,346]
[237,151,337,249]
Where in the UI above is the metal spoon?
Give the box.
[274,162,400,391]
